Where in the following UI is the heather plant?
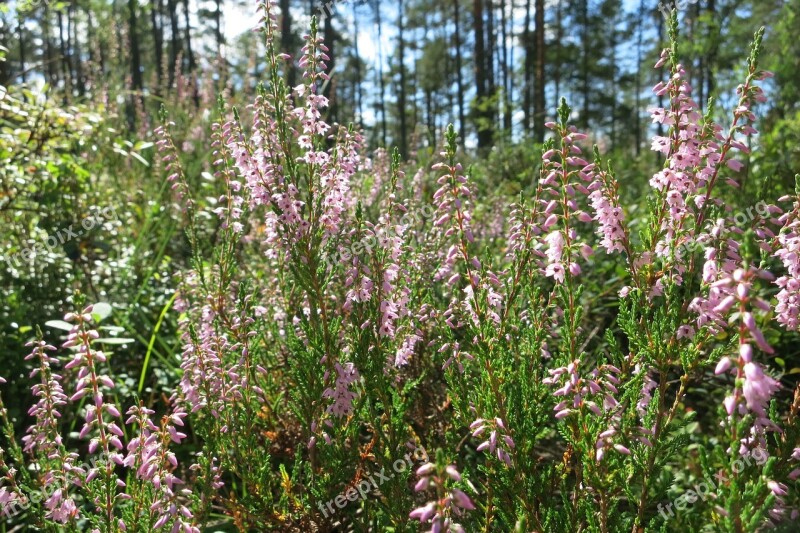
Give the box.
[2,5,800,533]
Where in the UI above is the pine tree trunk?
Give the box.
[17,15,26,83]
[129,0,144,94]
[473,0,493,149]
[706,0,716,100]
[280,0,294,88]
[57,10,71,98]
[523,0,532,133]
[554,0,562,111]
[397,0,408,158]
[168,0,180,89]
[44,7,58,87]
[182,0,199,106]
[323,13,337,124]
[72,3,85,96]
[635,0,644,155]
[500,0,511,136]
[353,3,363,129]
[374,1,387,147]
[533,0,545,142]
[66,5,75,92]
[487,0,495,98]
[454,0,467,147]
[127,0,144,127]
[215,0,223,56]
[152,0,164,91]
[580,0,589,129]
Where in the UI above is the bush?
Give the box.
[1,7,799,533]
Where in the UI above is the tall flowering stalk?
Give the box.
[409,459,474,533]
[0,381,31,523]
[23,336,82,525]
[539,100,596,286]
[123,404,197,532]
[774,178,800,331]
[62,305,125,531]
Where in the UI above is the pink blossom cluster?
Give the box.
[0,436,27,520]
[588,166,626,254]
[545,360,621,420]
[154,121,193,209]
[537,121,596,283]
[21,339,82,524]
[688,219,746,333]
[124,404,197,531]
[409,462,474,533]
[375,225,409,339]
[394,332,421,367]
[62,306,126,520]
[178,292,244,417]
[544,360,641,462]
[322,361,359,418]
[470,417,514,466]
[432,156,476,288]
[22,340,66,456]
[646,46,769,287]
[710,266,781,458]
[210,119,247,234]
[774,195,800,330]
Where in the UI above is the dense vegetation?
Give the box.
[1,0,800,532]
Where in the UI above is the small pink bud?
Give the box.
[613,444,631,455]
[715,357,732,375]
[445,465,461,481]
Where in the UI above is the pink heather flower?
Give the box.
[773,197,800,330]
[0,462,27,522]
[124,404,196,531]
[742,362,780,417]
[154,120,195,209]
[530,114,598,286]
[588,170,626,254]
[545,262,566,283]
[44,490,78,524]
[395,333,421,367]
[409,462,474,532]
[766,479,791,524]
[647,48,767,290]
[322,362,359,418]
[698,259,782,450]
[431,128,488,325]
[676,324,695,339]
[471,417,514,466]
[545,230,565,264]
[18,338,85,524]
[546,361,632,462]
[209,120,247,234]
[22,340,66,456]
[177,286,244,417]
[715,357,733,375]
[594,424,634,462]
[62,306,125,522]
[634,362,658,418]
[545,360,621,415]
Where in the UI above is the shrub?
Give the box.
[1,5,799,532]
